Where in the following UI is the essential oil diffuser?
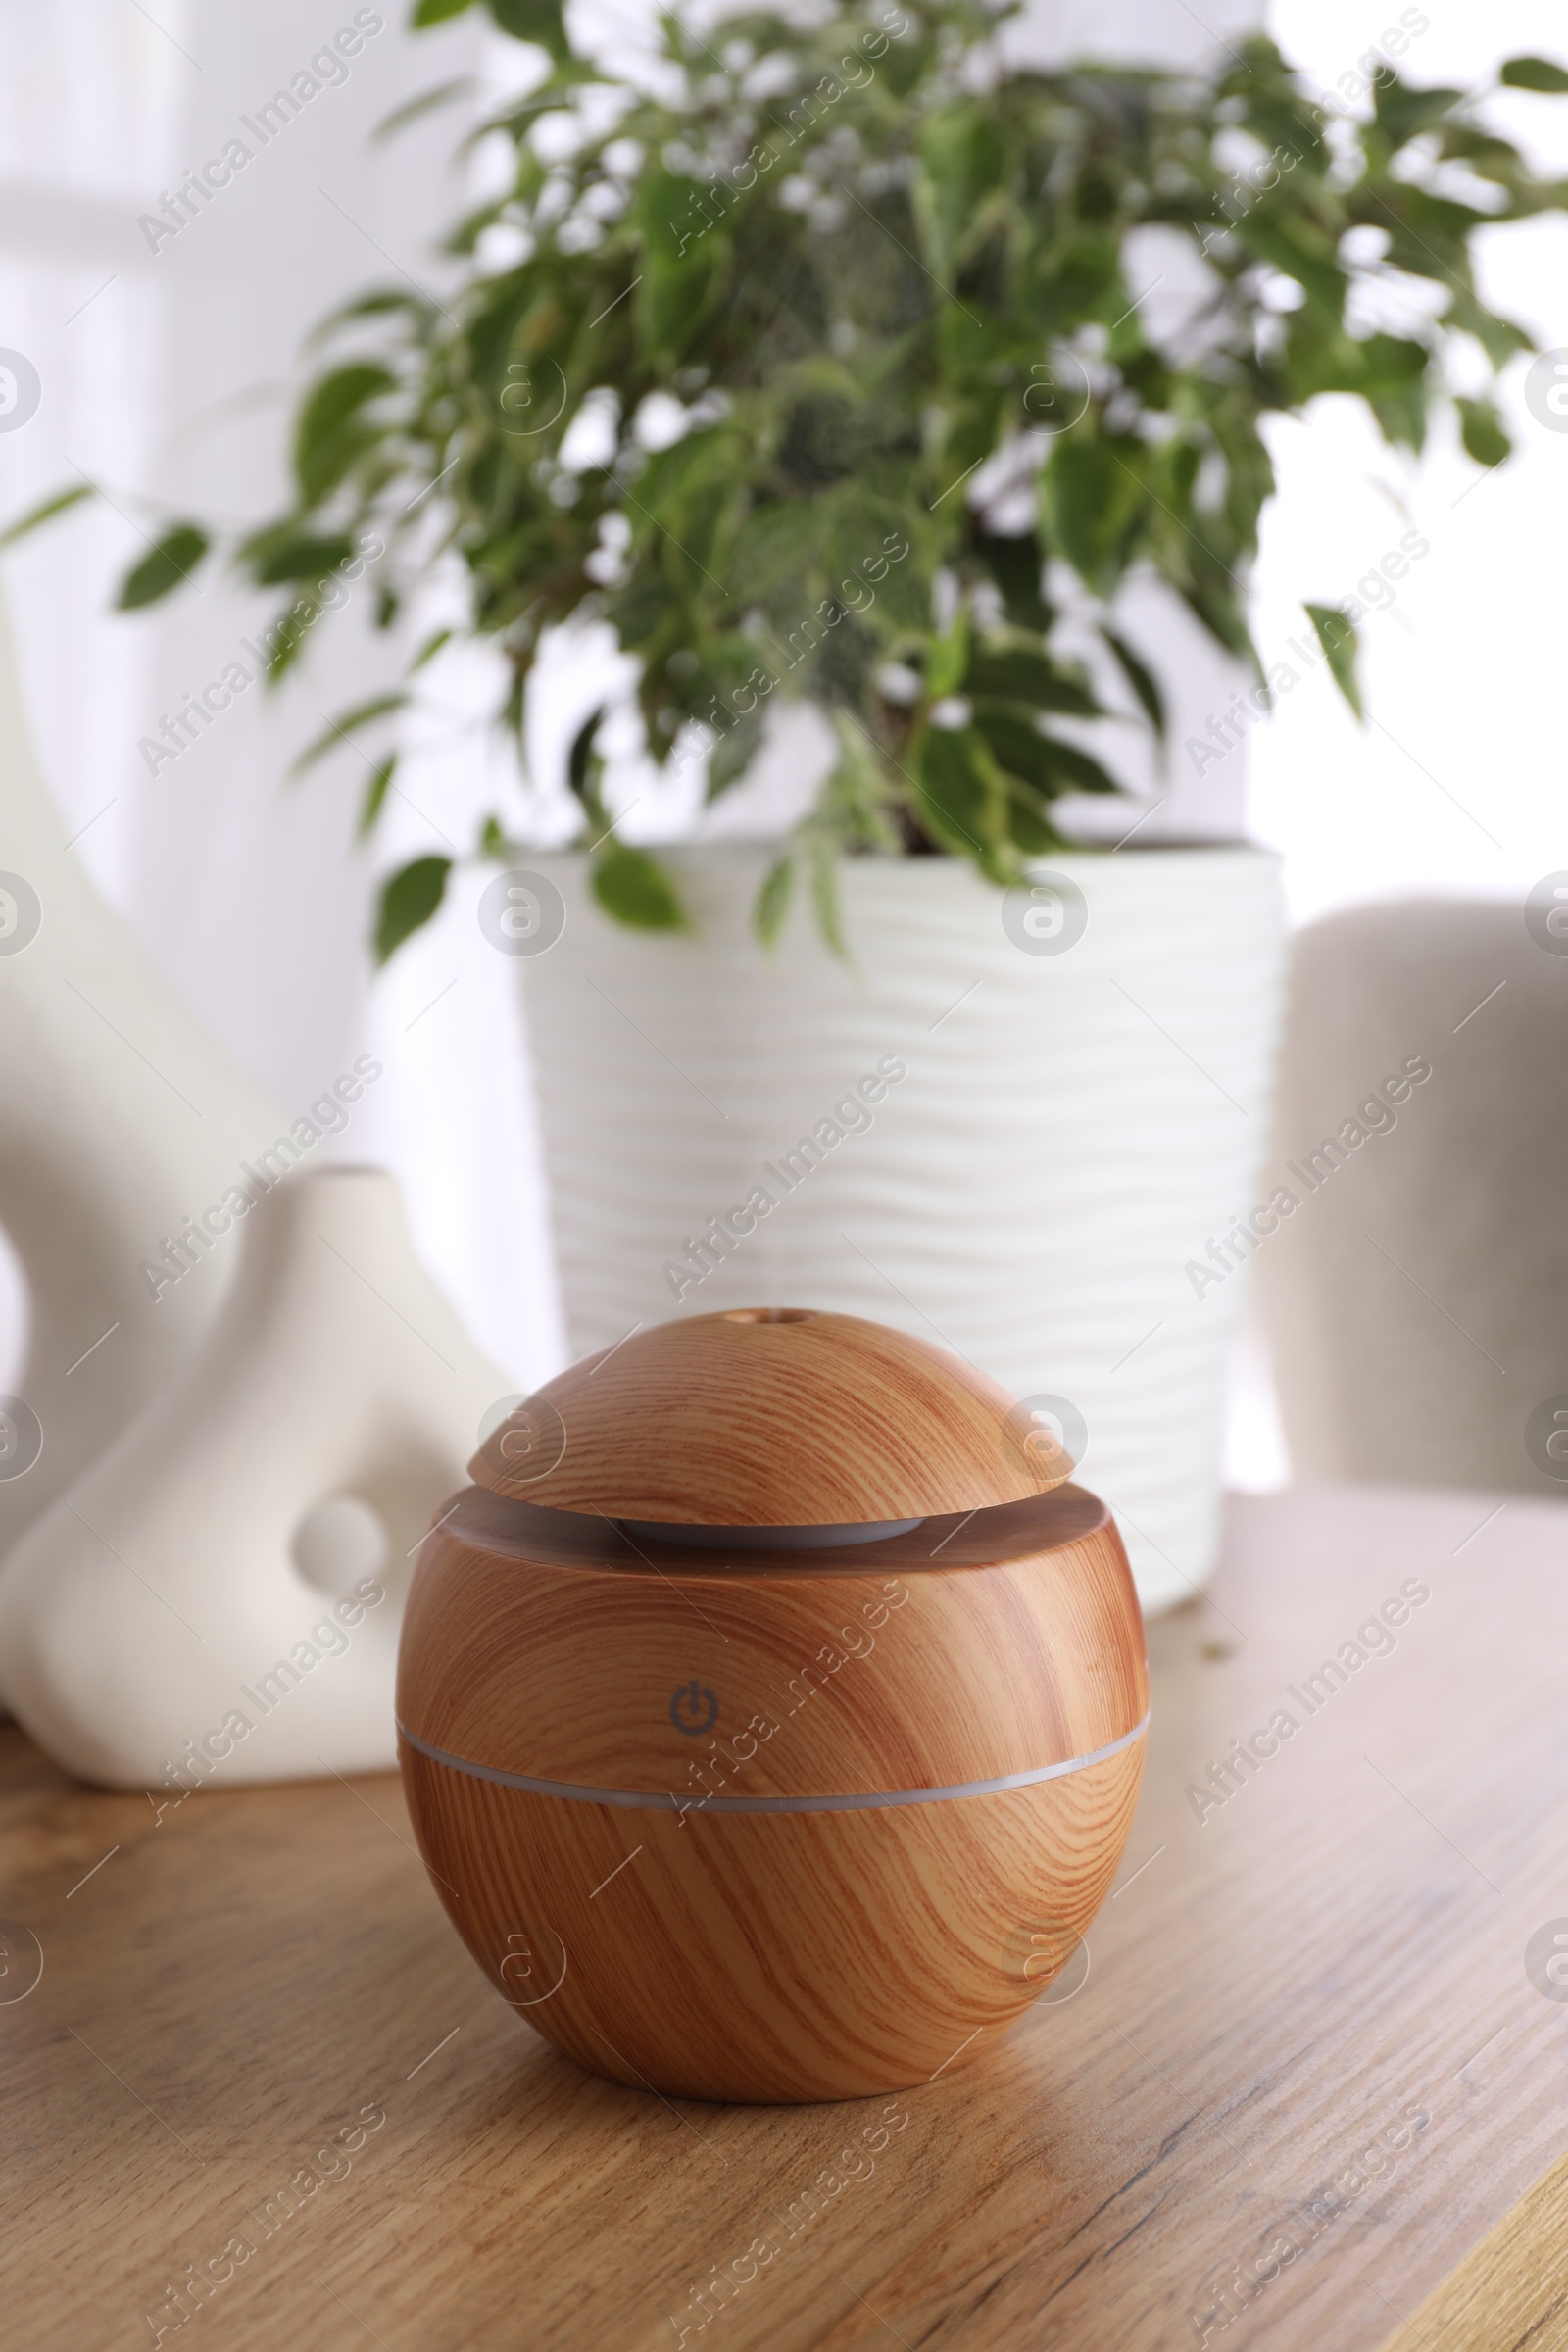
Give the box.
[397,1308,1148,2103]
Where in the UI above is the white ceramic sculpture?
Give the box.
[0,1166,508,1787]
[0,587,512,1785]
[0,589,286,1560]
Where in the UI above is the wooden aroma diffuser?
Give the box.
[397,1309,1148,2103]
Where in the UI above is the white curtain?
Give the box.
[0,0,564,1396]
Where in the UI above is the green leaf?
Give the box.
[1282,327,1427,407]
[478,813,517,859]
[567,707,605,804]
[117,524,209,610]
[964,642,1102,716]
[412,0,473,23]
[357,754,397,839]
[1304,602,1364,721]
[1101,626,1166,742]
[1437,125,1530,183]
[1001,783,1062,856]
[1181,575,1260,669]
[969,703,1123,797]
[917,102,1007,275]
[707,705,762,800]
[644,249,726,356]
[409,626,452,672]
[912,724,1009,873]
[817,712,901,856]
[1353,335,1430,390]
[488,0,568,56]
[374,855,452,963]
[0,480,94,554]
[1445,291,1532,372]
[634,169,731,352]
[970,701,1056,793]
[291,693,408,775]
[1367,378,1430,456]
[1022,234,1121,338]
[632,424,733,531]
[810,841,847,957]
[754,853,794,946]
[729,501,822,598]
[373,77,475,142]
[1233,211,1346,326]
[1033,735,1121,795]
[591,844,685,929]
[241,524,356,585]
[1038,432,1147,600]
[295,367,396,446]
[308,289,430,350]
[975,533,1052,633]
[926,609,971,699]
[293,364,396,505]
[1371,80,1468,151]
[1500,56,1568,93]
[1456,396,1511,469]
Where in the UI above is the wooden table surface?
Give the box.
[4,1482,1567,2352]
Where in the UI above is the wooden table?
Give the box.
[4,1483,1567,2351]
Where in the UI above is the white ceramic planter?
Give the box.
[517,845,1285,1613]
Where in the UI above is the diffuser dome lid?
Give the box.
[467,1307,1071,1524]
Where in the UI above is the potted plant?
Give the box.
[21,2,1567,1602]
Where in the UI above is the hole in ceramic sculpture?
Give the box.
[621,1516,924,1550]
[721,1307,814,1324]
[291,1494,389,1595]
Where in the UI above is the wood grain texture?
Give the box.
[401,1741,1144,2102]
[1373,2145,1568,2352]
[396,1479,1148,2099]
[468,1307,1073,1518]
[6,1485,1568,2352]
[397,1486,1148,1794]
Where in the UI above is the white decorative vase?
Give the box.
[0,1168,509,1788]
[0,592,286,1560]
[518,845,1285,1611]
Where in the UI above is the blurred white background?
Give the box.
[0,0,1563,1479]
[1257,0,1568,928]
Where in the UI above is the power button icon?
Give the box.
[669,1680,718,1736]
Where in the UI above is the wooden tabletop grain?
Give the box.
[3,1482,1567,2352]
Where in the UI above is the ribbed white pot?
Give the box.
[518,846,1285,1611]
